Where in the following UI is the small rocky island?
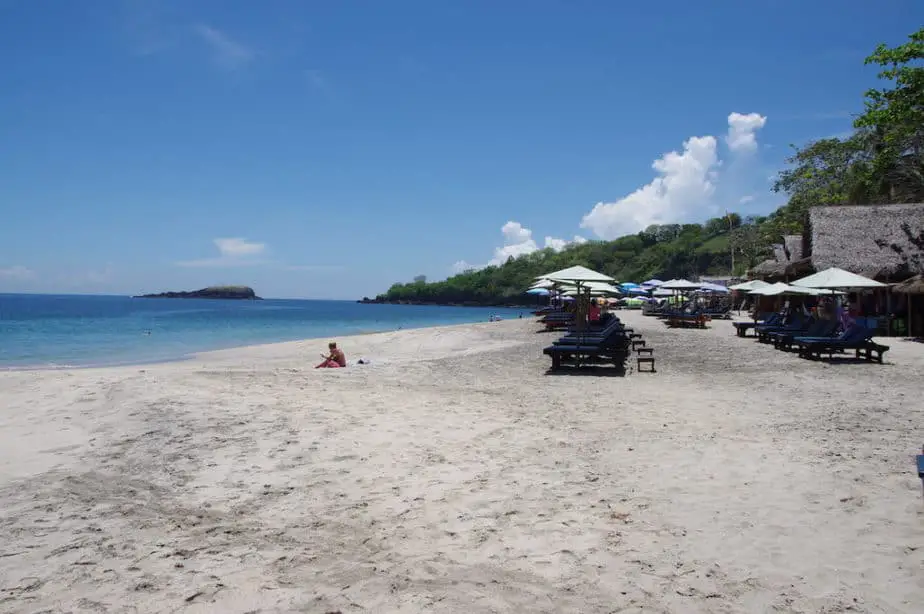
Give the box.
[135,286,261,300]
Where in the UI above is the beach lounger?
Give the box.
[666,312,709,329]
[917,448,924,497]
[733,312,780,337]
[795,327,889,363]
[554,320,628,345]
[770,319,837,350]
[543,327,631,371]
[540,312,575,330]
[756,317,810,343]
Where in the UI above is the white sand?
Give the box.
[1,312,922,613]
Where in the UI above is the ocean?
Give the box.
[0,294,528,369]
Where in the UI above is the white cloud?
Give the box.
[215,237,265,257]
[453,111,766,269]
[739,195,755,204]
[544,235,587,252]
[491,222,586,264]
[726,112,767,153]
[178,237,267,267]
[491,221,538,264]
[0,265,35,280]
[544,236,568,252]
[580,135,720,240]
[194,25,255,70]
[451,223,586,273]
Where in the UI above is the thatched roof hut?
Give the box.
[783,235,803,261]
[749,259,787,278]
[803,203,924,281]
[892,274,924,295]
[747,234,805,280]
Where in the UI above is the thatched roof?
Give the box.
[806,203,924,281]
[771,244,787,262]
[892,274,924,294]
[750,259,788,277]
[783,235,803,261]
[749,236,804,280]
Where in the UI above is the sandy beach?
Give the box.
[1,311,922,613]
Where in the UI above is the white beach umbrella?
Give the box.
[539,266,615,330]
[697,282,730,294]
[540,265,615,284]
[660,279,702,290]
[729,279,771,291]
[791,267,885,289]
[749,282,832,296]
[652,288,674,297]
[586,282,622,295]
[564,282,621,296]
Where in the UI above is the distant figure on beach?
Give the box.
[316,342,346,369]
[588,300,601,322]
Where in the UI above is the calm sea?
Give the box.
[0,294,528,369]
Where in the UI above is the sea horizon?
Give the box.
[0,294,530,370]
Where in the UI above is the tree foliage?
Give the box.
[380,218,751,305]
[768,26,924,242]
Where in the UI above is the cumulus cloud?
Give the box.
[451,222,587,273]
[178,237,267,267]
[452,111,767,268]
[491,222,586,264]
[578,112,768,240]
[580,136,720,240]
[0,265,35,280]
[544,234,587,252]
[725,112,767,153]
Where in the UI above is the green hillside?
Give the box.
[378,216,758,305]
[375,28,924,306]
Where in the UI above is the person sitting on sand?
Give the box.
[316,342,346,368]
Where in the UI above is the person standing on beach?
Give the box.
[316,342,346,368]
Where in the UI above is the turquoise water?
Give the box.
[0,294,527,368]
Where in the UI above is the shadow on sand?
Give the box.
[544,366,627,378]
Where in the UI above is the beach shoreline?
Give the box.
[0,313,525,373]
[1,312,922,613]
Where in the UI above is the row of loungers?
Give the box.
[542,315,644,372]
[737,313,890,363]
[538,310,575,331]
[644,304,730,320]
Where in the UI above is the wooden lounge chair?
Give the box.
[756,316,810,343]
[770,319,837,351]
[553,322,628,345]
[543,328,631,371]
[733,312,779,337]
[666,312,709,329]
[795,327,889,363]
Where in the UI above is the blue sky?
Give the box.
[1,0,921,298]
